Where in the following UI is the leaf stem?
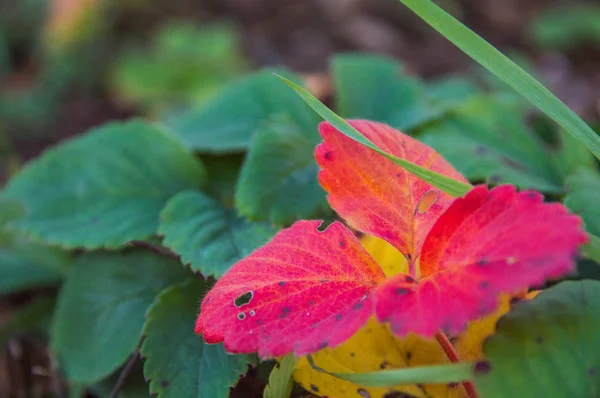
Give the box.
[435,330,479,398]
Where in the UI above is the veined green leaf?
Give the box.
[397,0,600,161]
[277,75,472,198]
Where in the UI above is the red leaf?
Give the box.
[375,185,588,337]
[316,120,467,261]
[195,220,385,358]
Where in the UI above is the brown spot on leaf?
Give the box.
[357,388,372,398]
[474,360,491,374]
[160,380,169,388]
[310,384,320,392]
[396,288,410,295]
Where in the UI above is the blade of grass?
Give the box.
[397,0,600,161]
[307,355,475,386]
[276,74,472,198]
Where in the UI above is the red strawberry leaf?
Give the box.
[375,185,587,338]
[316,120,467,261]
[195,220,385,358]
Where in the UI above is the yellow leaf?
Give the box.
[293,236,537,398]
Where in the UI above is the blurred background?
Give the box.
[1,0,600,396]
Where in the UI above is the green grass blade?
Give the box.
[398,0,600,161]
[307,355,474,386]
[277,75,472,197]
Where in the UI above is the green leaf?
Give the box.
[235,114,326,224]
[565,169,600,236]
[1,120,206,249]
[420,96,567,192]
[474,280,600,396]
[582,234,600,265]
[0,199,72,294]
[530,4,600,51]
[111,22,246,109]
[0,296,55,346]
[51,250,190,384]
[158,191,277,277]
[332,54,478,131]
[332,54,420,121]
[306,355,474,387]
[202,153,246,208]
[142,278,253,398]
[277,75,472,197]
[167,69,319,153]
[397,0,600,161]
[263,355,300,398]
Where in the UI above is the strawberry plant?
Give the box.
[2,1,600,397]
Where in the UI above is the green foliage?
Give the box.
[531,4,600,50]
[263,355,300,398]
[565,169,600,236]
[159,190,277,276]
[51,250,190,384]
[0,199,72,294]
[236,114,327,224]
[142,279,254,398]
[475,281,600,396]
[111,23,246,110]
[1,120,206,249]
[397,0,600,161]
[421,96,595,192]
[167,69,319,153]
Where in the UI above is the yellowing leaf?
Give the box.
[293,236,537,398]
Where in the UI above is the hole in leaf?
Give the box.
[416,190,439,214]
[234,291,253,307]
[237,312,246,321]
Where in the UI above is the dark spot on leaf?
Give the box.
[396,288,410,295]
[350,352,355,357]
[309,299,315,306]
[384,392,420,398]
[509,296,522,308]
[310,384,320,392]
[320,279,330,283]
[339,240,345,248]
[249,310,256,316]
[234,291,253,307]
[278,281,285,286]
[237,312,246,320]
[336,314,343,321]
[474,360,491,374]
[256,319,262,325]
[379,361,390,369]
[527,192,537,199]
[489,175,501,183]
[324,151,332,160]
[479,281,490,289]
[448,383,459,388]
[396,173,401,177]
[354,302,363,310]
[475,145,488,155]
[501,156,527,172]
[589,367,596,376]
[319,341,328,350]
[535,336,543,344]
[406,351,412,360]
[404,275,416,283]
[357,388,371,398]
[476,258,488,267]
[160,380,169,388]
[280,307,290,318]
